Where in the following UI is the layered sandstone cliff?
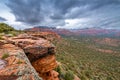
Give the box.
[0,32,59,80]
[0,43,41,80]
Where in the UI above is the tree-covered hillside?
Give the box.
[0,23,15,33]
[0,23,23,38]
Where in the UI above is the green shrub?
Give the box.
[64,70,74,80]
[17,60,23,64]
[55,66,62,74]
[80,75,88,80]
[0,36,4,40]
[55,65,65,79]
[2,53,9,59]
[106,77,113,80]
[8,31,18,36]
[0,23,15,33]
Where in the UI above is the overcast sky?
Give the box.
[0,0,120,29]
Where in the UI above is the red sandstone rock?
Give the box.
[32,54,59,80]
[32,55,57,73]
[0,44,41,80]
[39,70,59,80]
[0,33,59,80]
[27,31,61,42]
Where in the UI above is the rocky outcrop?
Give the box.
[26,31,61,42]
[0,33,59,80]
[0,44,41,80]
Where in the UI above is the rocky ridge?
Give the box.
[0,32,59,80]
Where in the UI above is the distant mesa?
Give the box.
[25,26,120,37]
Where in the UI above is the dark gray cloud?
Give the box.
[0,17,6,21]
[6,0,120,29]
[6,0,42,25]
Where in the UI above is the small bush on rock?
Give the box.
[2,53,9,59]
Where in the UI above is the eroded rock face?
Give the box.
[39,70,59,80]
[32,55,59,80]
[0,44,41,80]
[0,33,59,80]
[32,55,57,73]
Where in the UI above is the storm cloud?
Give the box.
[5,0,120,29]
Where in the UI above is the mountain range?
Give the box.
[25,26,120,37]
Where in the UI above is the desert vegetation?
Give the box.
[55,36,120,80]
[1,53,9,59]
[0,23,23,37]
[0,23,15,33]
